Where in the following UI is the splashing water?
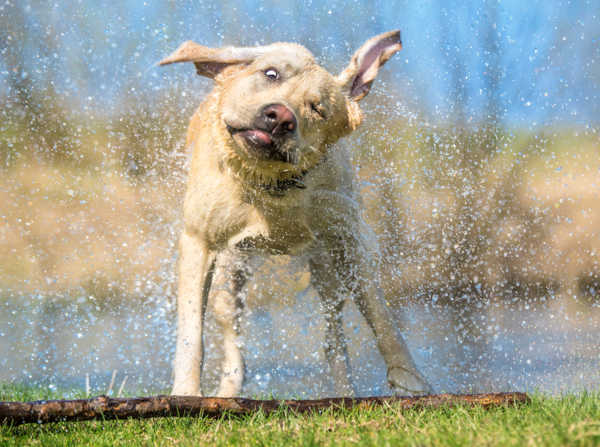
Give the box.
[1,1,599,398]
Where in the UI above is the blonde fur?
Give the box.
[162,31,432,397]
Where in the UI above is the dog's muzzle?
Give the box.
[227,103,298,163]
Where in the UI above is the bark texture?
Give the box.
[1,392,529,426]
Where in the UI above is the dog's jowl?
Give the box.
[160,30,432,397]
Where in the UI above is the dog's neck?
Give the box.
[255,173,308,196]
[218,145,312,192]
[220,150,312,196]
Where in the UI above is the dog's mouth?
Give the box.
[235,128,274,147]
[226,124,295,164]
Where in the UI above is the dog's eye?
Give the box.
[310,102,326,119]
[264,68,279,81]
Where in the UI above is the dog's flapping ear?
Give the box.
[159,41,267,79]
[336,30,402,101]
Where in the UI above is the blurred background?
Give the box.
[0,0,599,397]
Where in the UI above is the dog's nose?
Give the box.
[260,103,297,136]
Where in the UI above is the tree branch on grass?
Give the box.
[1,392,529,426]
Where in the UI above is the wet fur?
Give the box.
[161,31,432,397]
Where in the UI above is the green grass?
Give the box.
[1,386,600,446]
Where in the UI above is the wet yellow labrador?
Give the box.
[160,30,432,397]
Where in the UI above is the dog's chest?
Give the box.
[237,190,317,254]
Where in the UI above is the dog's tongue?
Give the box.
[244,129,273,147]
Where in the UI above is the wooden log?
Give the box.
[0,392,529,426]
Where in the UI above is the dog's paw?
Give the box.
[387,366,433,396]
[216,376,243,398]
[171,384,203,396]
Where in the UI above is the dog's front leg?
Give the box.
[353,273,433,396]
[211,249,254,397]
[309,257,355,396]
[172,231,215,396]
[332,223,432,396]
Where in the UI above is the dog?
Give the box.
[159,30,432,397]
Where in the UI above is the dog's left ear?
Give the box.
[336,30,402,101]
[159,41,266,79]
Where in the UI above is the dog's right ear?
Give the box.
[159,41,266,79]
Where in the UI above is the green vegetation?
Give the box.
[1,385,599,446]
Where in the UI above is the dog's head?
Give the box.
[160,31,402,184]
